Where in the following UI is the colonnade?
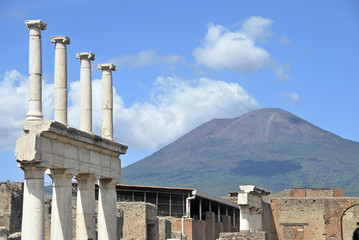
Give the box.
[18,19,126,240]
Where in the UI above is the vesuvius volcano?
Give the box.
[122,108,359,196]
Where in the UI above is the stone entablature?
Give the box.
[15,120,127,180]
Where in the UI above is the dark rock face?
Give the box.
[122,108,359,196]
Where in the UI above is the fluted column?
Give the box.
[21,165,46,240]
[98,63,116,141]
[52,36,70,125]
[75,173,97,240]
[76,52,95,133]
[25,19,47,121]
[98,178,118,240]
[46,169,76,240]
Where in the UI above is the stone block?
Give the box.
[39,136,52,153]
[102,156,111,168]
[111,157,120,171]
[64,144,78,160]
[79,162,90,172]
[110,171,121,180]
[52,140,65,156]
[89,164,103,176]
[89,151,101,165]
[64,158,80,170]
[102,168,111,178]
[334,189,344,197]
[290,189,306,197]
[78,148,90,163]
[43,153,61,167]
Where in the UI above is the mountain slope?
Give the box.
[122,108,359,196]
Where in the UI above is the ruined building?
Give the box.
[2,18,359,240]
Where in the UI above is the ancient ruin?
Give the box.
[14,19,127,240]
[1,18,358,240]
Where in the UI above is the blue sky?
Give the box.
[0,0,358,182]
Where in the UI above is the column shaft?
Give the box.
[77,52,95,133]
[98,179,117,240]
[47,169,75,240]
[25,20,47,120]
[21,166,46,240]
[52,36,70,125]
[98,64,116,141]
[239,206,250,232]
[75,174,97,240]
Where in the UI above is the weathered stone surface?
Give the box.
[15,120,127,180]
[117,201,158,240]
[158,217,171,240]
[219,231,266,240]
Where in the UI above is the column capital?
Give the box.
[76,52,95,61]
[99,178,118,186]
[98,63,116,71]
[46,168,77,177]
[25,19,47,30]
[51,36,70,45]
[75,173,99,181]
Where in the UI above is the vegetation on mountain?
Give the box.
[122,108,359,196]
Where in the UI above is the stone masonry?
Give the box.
[16,19,128,240]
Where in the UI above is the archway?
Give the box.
[342,205,359,240]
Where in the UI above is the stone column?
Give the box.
[46,169,76,240]
[25,19,47,120]
[76,52,95,133]
[239,206,250,232]
[51,36,70,125]
[21,165,46,240]
[98,63,116,140]
[75,173,97,240]
[98,178,118,240]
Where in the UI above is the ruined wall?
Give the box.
[261,201,278,240]
[219,232,266,240]
[0,181,23,238]
[158,217,172,240]
[117,201,158,240]
[270,197,359,240]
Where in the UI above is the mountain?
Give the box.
[121,108,359,196]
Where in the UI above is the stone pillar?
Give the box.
[51,36,70,125]
[239,206,250,232]
[199,198,202,220]
[98,63,116,141]
[76,52,95,133]
[205,212,215,240]
[25,19,47,120]
[46,169,76,240]
[98,178,118,240]
[75,173,97,240]
[21,165,46,240]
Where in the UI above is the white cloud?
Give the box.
[280,92,301,105]
[69,76,258,150]
[193,17,273,72]
[0,70,53,151]
[0,69,257,152]
[242,16,273,42]
[275,64,291,81]
[278,34,293,45]
[109,49,184,68]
